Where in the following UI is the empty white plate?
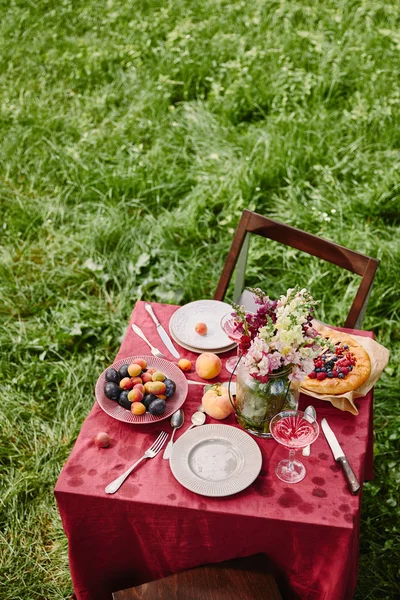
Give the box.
[170,424,262,496]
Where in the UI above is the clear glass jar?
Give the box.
[233,362,297,438]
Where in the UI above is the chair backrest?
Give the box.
[214,209,379,329]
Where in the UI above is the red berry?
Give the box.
[341,367,349,376]
[341,360,350,368]
[332,370,338,377]
[308,371,317,379]
[317,372,327,380]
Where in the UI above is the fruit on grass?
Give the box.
[128,363,142,377]
[104,382,121,401]
[142,393,158,409]
[94,432,110,448]
[120,377,134,390]
[148,398,166,415]
[134,358,147,370]
[144,381,166,395]
[105,368,119,384]
[201,384,234,420]
[142,372,153,384]
[195,352,222,380]
[131,402,146,415]
[164,379,176,398]
[178,358,192,371]
[118,364,130,379]
[128,388,144,403]
[152,371,165,382]
[195,322,207,336]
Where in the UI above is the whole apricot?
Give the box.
[131,402,146,415]
[134,358,147,370]
[152,371,165,382]
[178,358,192,372]
[142,372,153,384]
[133,383,145,395]
[120,377,134,390]
[144,381,167,395]
[128,388,144,403]
[146,367,157,375]
[195,322,208,336]
[128,363,142,377]
[94,432,110,448]
[195,352,222,380]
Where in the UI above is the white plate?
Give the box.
[95,355,188,424]
[169,300,235,351]
[169,327,237,355]
[170,424,262,496]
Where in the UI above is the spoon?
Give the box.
[185,410,206,433]
[302,405,317,456]
[163,409,184,460]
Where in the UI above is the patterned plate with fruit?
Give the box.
[95,355,188,424]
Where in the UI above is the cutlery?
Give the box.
[184,410,206,433]
[302,406,316,456]
[163,409,184,460]
[105,431,168,494]
[144,303,181,359]
[131,324,167,359]
[321,418,360,495]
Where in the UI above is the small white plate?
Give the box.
[169,300,235,351]
[169,327,237,355]
[170,424,262,496]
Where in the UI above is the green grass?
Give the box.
[0,0,399,598]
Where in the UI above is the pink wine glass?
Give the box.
[270,410,319,483]
[220,312,242,374]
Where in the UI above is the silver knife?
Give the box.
[321,418,360,495]
[144,303,180,359]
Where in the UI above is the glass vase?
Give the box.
[234,362,297,438]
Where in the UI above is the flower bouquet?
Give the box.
[231,287,328,437]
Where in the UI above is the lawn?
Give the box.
[0,0,399,598]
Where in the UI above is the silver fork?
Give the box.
[105,431,168,494]
[131,324,167,359]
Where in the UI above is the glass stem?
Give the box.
[288,449,296,472]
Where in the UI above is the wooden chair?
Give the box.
[214,209,379,329]
[112,554,283,600]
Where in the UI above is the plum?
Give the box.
[118,392,132,410]
[142,393,158,409]
[118,364,130,379]
[105,367,119,384]
[164,379,176,398]
[104,382,121,401]
[148,398,166,416]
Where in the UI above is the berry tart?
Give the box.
[302,327,371,395]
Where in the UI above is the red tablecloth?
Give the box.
[55,301,374,600]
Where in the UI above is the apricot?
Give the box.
[146,367,157,375]
[156,394,167,401]
[178,358,192,372]
[202,385,234,420]
[133,383,145,395]
[94,432,110,448]
[144,381,167,395]
[195,352,222,380]
[134,358,147,370]
[130,376,143,386]
[128,363,142,377]
[152,371,165,382]
[120,377,134,390]
[195,322,208,336]
[142,372,153,384]
[131,402,146,415]
[128,388,144,403]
